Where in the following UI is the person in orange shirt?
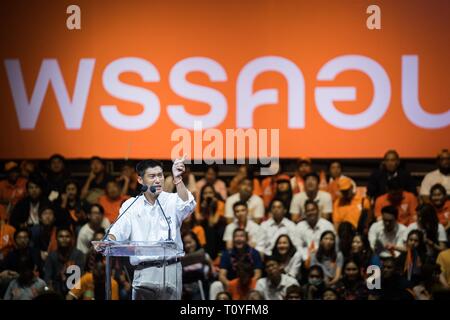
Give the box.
[228,165,262,197]
[327,161,357,202]
[430,183,450,230]
[227,260,257,300]
[333,177,370,231]
[0,205,15,261]
[261,174,293,210]
[98,180,129,223]
[374,178,418,226]
[290,158,328,195]
[67,255,119,300]
[0,162,27,216]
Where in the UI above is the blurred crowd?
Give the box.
[0,149,449,300]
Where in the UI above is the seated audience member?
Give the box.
[223,201,262,250]
[301,265,326,300]
[84,229,106,273]
[309,231,343,286]
[30,206,58,263]
[67,254,119,300]
[367,150,416,201]
[45,154,71,195]
[337,222,356,259]
[326,161,357,201]
[290,158,327,194]
[3,255,46,300]
[410,263,444,300]
[58,180,88,233]
[333,177,370,230]
[404,204,447,260]
[349,233,381,272]
[368,205,407,257]
[117,161,139,197]
[10,177,49,229]
[210,228,263,299]
[322,287,340,300]
[260,165,289,209]
[397,230,428,283]
[98,180,129,223]
[194,184,226,259]
[81,156,113,204]
[436,248,450,288]
[420,149,450,203]
[255,256,299,300]
[271,235,303,280]
[77,204,110,255]
[227,260,257,300]
[196,165,227,201]
[2,228,40,276]
[0,161,27,212]
[246,289,265,300]
[228,164,262,197]
[295,200,335,259]
[258,199,297,256]
[215,291,232,300]
[225,178,265,224]
[284,284,302,300]
[164,164,197,197]
[429,184,450,230]
[270,175,294,214]
[44,227,85,296]
[334,259,368,300]
[181,231,214,300]
[290,172,333,223]
[374,178,418,226]
[371,257,414,300]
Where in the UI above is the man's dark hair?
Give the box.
[232,228,248,239]
[236,260,254,278]
[136,159,163,177]
[56,226,73,236]
[90,156,105,165]
[233,200,248,212]
[264,255,280,265]
[309,265,324,278]
[285,285,302,299]
[14,228,31,241]
[269,198,286,211]
[303,172,320,182]
[49,154,65,162]
[304,199,319,211]
[430,183,447,197]
[89,203,105,215]
[381,205,398,219]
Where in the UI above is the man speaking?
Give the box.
[107,156,196,300]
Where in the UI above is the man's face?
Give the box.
[28,182,42,200]
[304,176,318,192]
[40,209,55,226]
[329,162,342,179]
[106,181,121,199]
[239,179,253,197]
[89,206,104,226]
[57,230,72,248]
[298,162,311,177]
[90,159,104,175]
[265,260,280,279]
[382,259,396,279]
[438,152,450,172]
[65,183,78,200]
[205,168,217,184]
[50,157,64,174]
[276,181,290,193]
[138,166,164,195]
[430,188,446,208]
[305,203,319,226]
[382,212,397,232]
[233,231,247,249]
[383,153,399,172]
[271,201,286,221]
[15,231,30,249]
[234,204,248,222]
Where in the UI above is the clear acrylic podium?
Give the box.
[92,240,182,300]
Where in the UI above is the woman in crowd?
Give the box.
[271,234,303,280]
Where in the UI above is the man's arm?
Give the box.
[172,156,189,202]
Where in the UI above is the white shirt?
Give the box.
[223,219,262,248]
[289,191,333,217]
[403,222,448,243]
[109,191,196,265]
[77,218,110,254]
[224,193,265,220]
[420,169,450,196]
[295,218,335,254]
[368,220,407,255]
[256,217,297,256]
[255,274,299,300]
[283,250,304,279]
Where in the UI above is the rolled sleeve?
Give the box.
[176,191,196,223]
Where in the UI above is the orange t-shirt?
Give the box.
[435,200,450,229]
[374,191,418,226]
[0,221,15,259]
[333,195,370,229]
[69,272,119,300]
[227,277,257,300]
[191,225,206,247]
[0,178,27,207]
[98,195,129,223]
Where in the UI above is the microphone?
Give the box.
[149,185,172,241]
[102,184,147,241]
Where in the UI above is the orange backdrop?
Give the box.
[0,0,448,159]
